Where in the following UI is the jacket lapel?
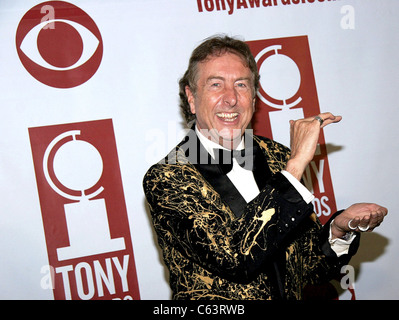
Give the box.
[178,129,272,218]
[252,141,272,191]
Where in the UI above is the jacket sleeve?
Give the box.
[307,210,360,284]
[143,161,314,283]
[258,137,360,284]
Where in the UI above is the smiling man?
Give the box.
[185,51,255,149]
[143,35,387,300]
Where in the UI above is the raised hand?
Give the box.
[285,112,342,180]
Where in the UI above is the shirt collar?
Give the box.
[195,124,245,159]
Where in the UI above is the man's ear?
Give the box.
[185,86,196,115]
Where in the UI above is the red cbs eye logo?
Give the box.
[16,1,103,88]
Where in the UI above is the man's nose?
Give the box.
[222,86,237,107]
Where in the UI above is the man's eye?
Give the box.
[236,83,247,88]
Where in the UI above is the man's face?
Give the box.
[186,52,256,148]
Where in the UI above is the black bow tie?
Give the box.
[214,146,257,174]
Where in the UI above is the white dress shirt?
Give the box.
[195,126,355,256]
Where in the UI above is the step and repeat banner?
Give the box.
[0,0,397,300]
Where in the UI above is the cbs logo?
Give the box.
[16,1,103,88]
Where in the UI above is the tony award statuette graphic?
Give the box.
[29,119,140,300]
[43,130,126,261]
[254,43,304,148]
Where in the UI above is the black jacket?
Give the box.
[143,129,359,300]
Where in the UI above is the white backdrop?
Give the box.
[0,0,398,299]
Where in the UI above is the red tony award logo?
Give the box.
[29,119,140,300]
[248,36,337,224]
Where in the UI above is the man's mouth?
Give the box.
[216,112,239,122]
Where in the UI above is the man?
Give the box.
[143,35,387,300]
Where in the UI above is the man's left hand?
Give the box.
[331,203,388,239]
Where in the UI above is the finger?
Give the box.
[320,112,341,121]
[319,115,342,128]
[310,113,342,129]
[372,210,386,228]
[369,212,381,227]
[379,206,388,216]
[348,217,360,230]
[358,215,371,232]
